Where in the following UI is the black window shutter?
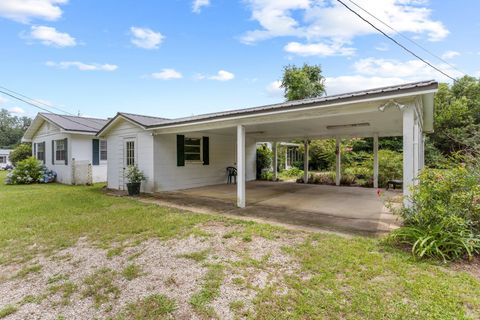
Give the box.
[177,135,185,167]
[42,142,46,164]
[51,140,54,164]
[33,143,37,158]
[202,136,209,165]
[92,139,99,165]
[64,138,68,165]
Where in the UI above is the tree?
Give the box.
[9,143,32,166]
[0,109,32,148]
[281,64,326,101]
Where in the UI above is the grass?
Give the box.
[48,281,77,306]
[82,267,120,308]
[190,263,225,318]
[178,249,210,262]
[122,263,142,280]
[1,171,480,318]
[0,305,17,318]
[116,294,176,319]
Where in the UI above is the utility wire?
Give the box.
[0,85,76,116]
[335,0,457,82]
[0,89,101,132]
[344,0,466,76]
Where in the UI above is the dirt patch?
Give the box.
[0,221,304,320]
[451,256,480,280]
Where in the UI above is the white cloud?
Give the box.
[8,106,25,114]
[441,50,460,60]
[209,70,235,81]
[241,0,448,51]
[266,80,283,97]
[284,41,355,57]
[0,96,7,105]
[46,61,118,71]
[375,43,389,51]
[130,27,164,49]
[151,69,183,80]
[192,0,210,13]
[0,0,67,23]
[325,75,406,95]
[353,57,462,81]
[29,25,76,47]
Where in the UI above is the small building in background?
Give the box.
[0,149,13,169]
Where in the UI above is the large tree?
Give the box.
[0,109,31,148]
[281,64,326,101]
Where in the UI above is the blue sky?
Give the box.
[0,0,478,119]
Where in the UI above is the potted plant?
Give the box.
[125,165,146,196]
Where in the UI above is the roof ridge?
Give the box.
[119,112,169,120]
[40,112,107,121]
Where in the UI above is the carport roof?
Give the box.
[97,79,437,136]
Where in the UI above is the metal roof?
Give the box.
[97,79,438,135]
[40,113,108,132]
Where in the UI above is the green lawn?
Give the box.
[0,171,479,319]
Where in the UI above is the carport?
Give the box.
[150,80,437,209]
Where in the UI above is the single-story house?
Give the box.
[0,149,13,169]
[97,80,438,207]
[22,113,109,184]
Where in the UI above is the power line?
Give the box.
[0,85,76,116]
[335,0,457,82]
[344,0,466,76]
[0,89,101,132]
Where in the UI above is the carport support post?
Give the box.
[335,137,341,186]
[272,142,278,181]
[237,125,246,208]
[303,140,309,183]
[373,134,379,189]
[403,105,415,207]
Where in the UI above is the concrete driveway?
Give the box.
[148,181,401,236]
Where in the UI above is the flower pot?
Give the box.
[127,182,141,196]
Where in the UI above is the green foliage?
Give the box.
[82,267,120,307]
[281,64,325,101]
[281,167,303,178]
[9,143,32,165]
[5,157,43,184]
[190,263,224,318]
[256,144,272,179]
[121,264,142,280]
[260,170,274,181]
[308,139,336,171]
[117,294,176,319]
[0,109,31,148]
[388,166,480,261]
[0,305,17,318]
[125,165,146,183]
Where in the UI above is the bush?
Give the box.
[256,145,273,179]
[5,157,43,185]
[260,171,274,181]
[281,167,304,178]
[39,166,57,183]
[388,166,480,261]
[9,143,32,166]
[125,165,146,183]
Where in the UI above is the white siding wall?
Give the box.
[31,122,107,184]
[105,119,154,192]
[153,132,256,192]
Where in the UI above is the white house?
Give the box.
[97,80,438,208]
[22,113,109,184]
[0,149,12,169]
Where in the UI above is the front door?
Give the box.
[121,138,136,190]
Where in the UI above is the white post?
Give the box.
[413,121,419,182]
[237,125,246,208]
[303,140,309,183]
[403,105,415,205]
[373,133,379,189]
[420,133,425,170]
[335,137,341,186]
[272,142,278,181]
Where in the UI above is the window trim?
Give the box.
[36,142,45,163]
[54,139,66,164]
[124,138,136,167]
[184,136,203,164]
[100,139,108,162]
[0,155,6,164]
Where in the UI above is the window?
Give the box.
[0,156,6,164]
[184,137,201,161]
[55,139,66,161]
[126,140,135,166]
[36,142,45,162]
[100,140,108,161]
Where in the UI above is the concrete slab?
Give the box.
[150,181,401,236]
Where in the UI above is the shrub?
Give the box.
[281,167,304,178]
[125,165,146,183]
[388,166,480,261]
[39,166,57,183]
[5,157,43,185]
[9,143,32,166]
[260,171,274,181]
[256,145,273,179]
